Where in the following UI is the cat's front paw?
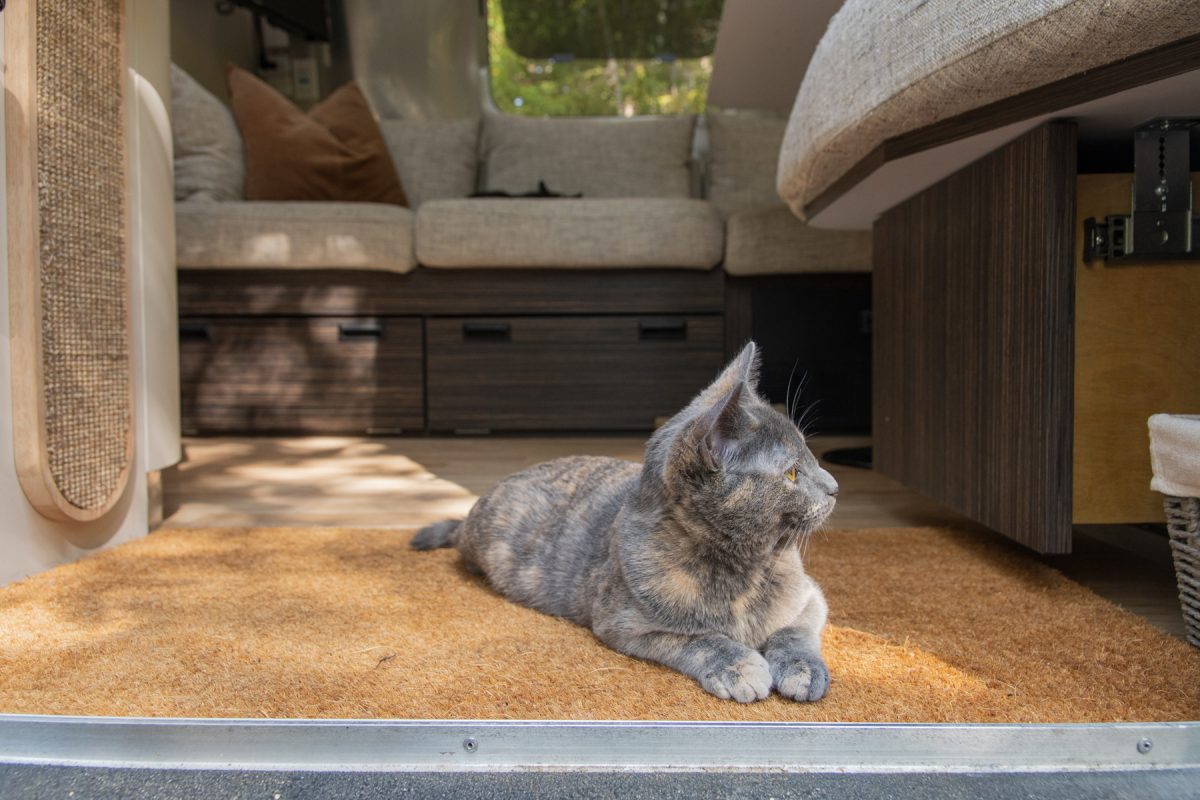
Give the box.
[772,655,830,702]
[699,651,772,703]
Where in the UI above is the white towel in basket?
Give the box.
[1149,414,1200,499]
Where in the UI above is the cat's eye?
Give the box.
[784,467,797,482]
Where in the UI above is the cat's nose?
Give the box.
[816,468,839,498]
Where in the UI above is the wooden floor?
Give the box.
[162,435,1189,640]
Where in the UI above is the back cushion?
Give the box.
[379,118,480,207]
[705,111,787,216]
[227,67,408,206]
[170,64,244,202]
[482,113,695,198]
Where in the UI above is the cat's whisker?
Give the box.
[784,360,800,422]
[796,399,823,437]
[791,370,810,423]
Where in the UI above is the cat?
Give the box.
[411,341,838,703]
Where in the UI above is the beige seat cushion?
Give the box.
[481,113,696,198]
[177,201,416,273]
[724,205,871,276]
[778,0,1200,219]
[415,198,722,269]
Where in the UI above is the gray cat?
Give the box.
[412,342,838,703]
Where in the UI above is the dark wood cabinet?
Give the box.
[426,315,724,431]
[179,316,424,434]
[873,123,1077,554]
[176,269,730,436]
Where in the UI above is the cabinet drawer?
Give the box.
[426,315,723,431]
[179,317,423,434]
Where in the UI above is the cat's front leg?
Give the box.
[762,586,830,702]
[595,622,772,703]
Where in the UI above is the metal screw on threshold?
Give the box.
[1137,737,1153,754]
[463,737,478,753]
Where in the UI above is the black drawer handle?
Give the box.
[463,321,511,341]
[338,322,383,341]
[639,319,687,341]
[179,322,211,342]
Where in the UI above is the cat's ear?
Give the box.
[685,379,746,472]
[704,341,760,403]
[728,340,760,391]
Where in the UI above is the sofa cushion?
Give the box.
[379,118,480,207]
[170,64,244,202]
[227,67,407,205]
[481,113,695,198]
[177,201,416,273]
[724,206,871,276]
[778,0,1200,219]
[705,111,787,217]
[415,198,722,269]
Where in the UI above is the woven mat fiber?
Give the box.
[1,526,1197,721]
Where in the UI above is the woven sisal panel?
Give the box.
[35,0,130,512]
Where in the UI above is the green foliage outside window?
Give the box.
[487,0,720,117]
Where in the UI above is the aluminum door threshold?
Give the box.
[0,715,1197,774]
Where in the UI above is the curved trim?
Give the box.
[4,0,134,530]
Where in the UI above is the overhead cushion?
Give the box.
[705,111,787,217]
[169,64,244,203]
[415,198,722,269]
[778,0,1200,219]
[724,206,871,276]
[177,201,416,273]
[378,118,480,207]
[481,113,695,198]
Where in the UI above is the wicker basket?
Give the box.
[1165,495,1200,647]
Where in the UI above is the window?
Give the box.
[487,0,724,117]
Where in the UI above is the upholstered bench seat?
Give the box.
[176,201,417,273]
[777,0,1200,220]
[414,198,724,270]
[723,205,871,276]
[704,110,873,274]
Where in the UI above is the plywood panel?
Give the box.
[1072,173,1200,523]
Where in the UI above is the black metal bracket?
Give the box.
[1084,118,1200,263]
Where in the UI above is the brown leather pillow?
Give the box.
[227,65,407,205]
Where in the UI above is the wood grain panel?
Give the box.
[426,316,724,431]
[873,123,1077,553]
[178,268,725,317]
[179,317,424,434]
[1072,173,1200,524]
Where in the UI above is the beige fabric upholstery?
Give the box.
[778,0,1200,218]
[705,111,787,217]
[481,113,696,198]
[415,198,722,269]
[170,64,244,203]
[177,201,416,273]
[378,117,479,207]
[724,205,871,276]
